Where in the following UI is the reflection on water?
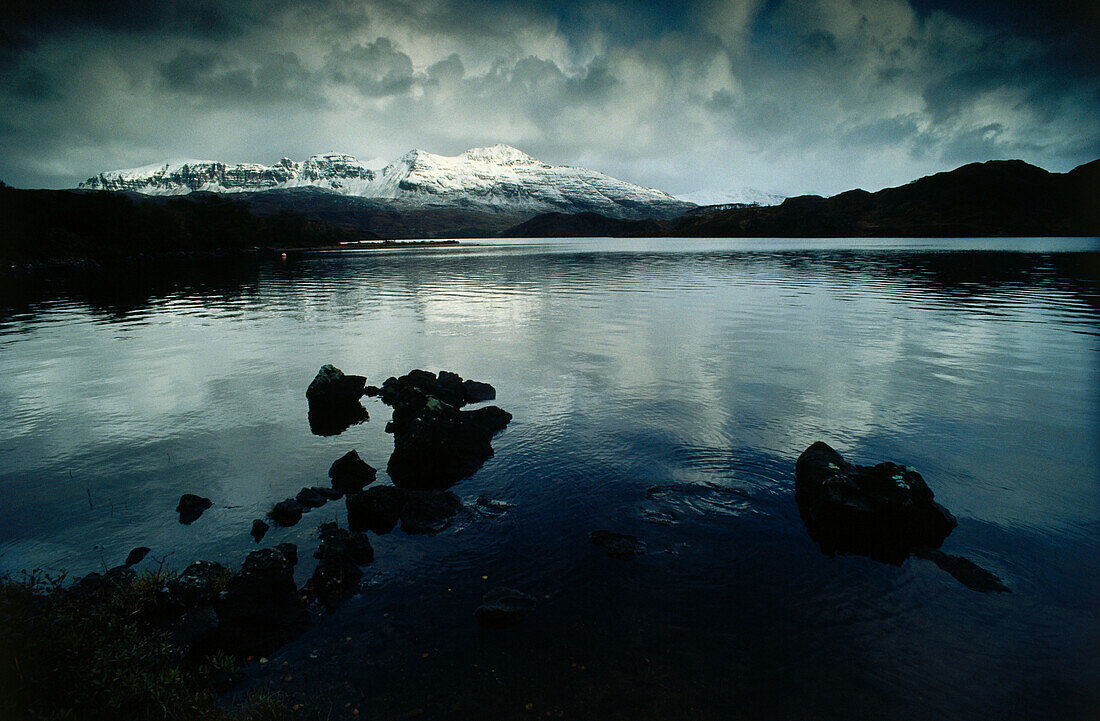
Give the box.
[1,238,1098,720]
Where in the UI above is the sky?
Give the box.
[1,0,1097,196]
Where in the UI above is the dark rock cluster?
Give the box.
[376,370,511,489]
[345,485,464,535]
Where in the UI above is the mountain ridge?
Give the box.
[80,144,693,220]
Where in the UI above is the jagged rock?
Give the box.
[306,364,369,436]
[329,450,377,493]
[589,531,647,560]
[125,546,151,567]
[250,519,269,542]
[462,379,496,403]
[913,548,1011,593]
[295,487,328,509]
[268,499,305,527]
[215,545,306,657]
[475,587,536,628]
[161,560,229,608]
[176,494,213,524]
[795,442,957,564]
[345,486,463,535]
[346,485,408,534]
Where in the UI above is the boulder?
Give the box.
[267,499,305,527]
[345,486,463,535]
[589,531,647,560]
[215,545,306,657]
[386,399,512,489]
[795,442,957,564]
[306,364,367,405]
[329,450,377,493]
[250,519,269,542]
[462,379,496,403]
[346,485,408,534]
[125,546,151,567]
[306,364,369,436]
[176,494,213,525]
[475,587,536,629]
[295,487,328,509]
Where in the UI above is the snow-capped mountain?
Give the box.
[81,144,692,219]
[676,187,785,207]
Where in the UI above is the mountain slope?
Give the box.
[80,144,692,220]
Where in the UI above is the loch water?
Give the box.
[1,237,1098,720]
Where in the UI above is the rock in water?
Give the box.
[475,587,536,628]
[345,485,463,535]
[295,487,329,509]
[306,364,369,436]
[250,519,270,542]
[346,485,408,534]
[161,560,229,608]
[590,530,647,560]
[306,522,374,606]
[125,546,151,567]
[329,450,377,493]
[268,499,305,527]
[377,370,510,488]
[795,441,957,564]
[176,494,213,525]
[912,548,1011,593]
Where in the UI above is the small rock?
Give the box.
[400,490,464,535]
[251,519,269,542]
[590,530,647,560]
[295,487,328,509]
[462,379,496,403]
[329,450,377,493]
[125,546,151,567]
[316,522,374,565]
[475,587,536,628]
[268,499,305,527]
[310,486,344,500]
[914,548,1011,593]
[177,494,213,525]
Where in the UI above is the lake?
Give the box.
[1,237,1098,720]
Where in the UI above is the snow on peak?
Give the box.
[80,145,694,218]
[460,144,535,164]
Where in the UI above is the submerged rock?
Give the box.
[345,485,463,535]
[176,494,213,525]
[795,442,957,564]
[475,587,536,628]
[913,548,1011,593]
[329,450,377,493]
[268,499,305,527]
[590,530,647,560]
[306,364,369,436]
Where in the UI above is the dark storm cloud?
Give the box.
[0,0,1096,194]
